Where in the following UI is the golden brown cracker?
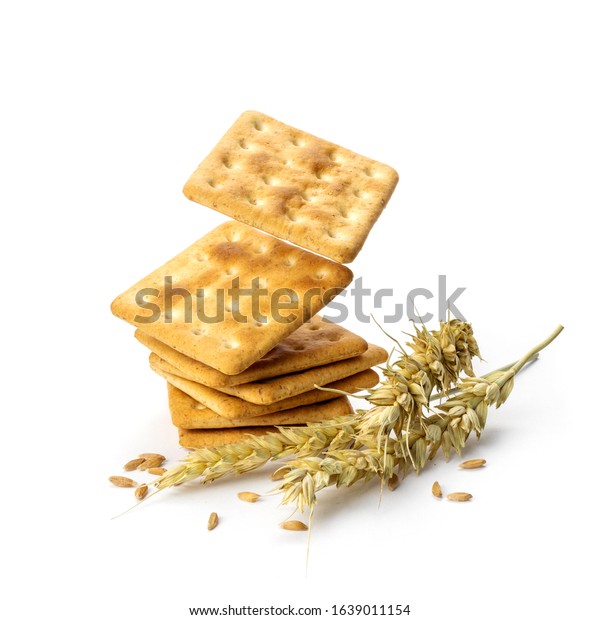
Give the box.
[183,111,399,263]
[154,363,378,422]
[155,343,387,404]
[178,426,276,449]
[111,221,352,375]
[134,316,367,387]
[169,385,353,429]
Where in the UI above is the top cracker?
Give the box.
[110,221,352,375]
[183,111,399,263]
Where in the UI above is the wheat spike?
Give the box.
[276,326,563,514]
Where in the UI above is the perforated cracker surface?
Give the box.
[111,221,353,375]
[183,111,399,263]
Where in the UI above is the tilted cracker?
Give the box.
[111,221,352,375]
[153,362,378,422]
[178,426,277,449]
[134,315,368,388]
[183,111,399,263]
[168,385,353,429]
[155,343,387,404]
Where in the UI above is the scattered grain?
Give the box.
[447,492,473,502]
[109,476,137,488]
[238,491,260,503]
[139,453,166,461]
[138,456,165,470]
[281,520,308,531]
[459,458,486,469]
[123,458,145,471]
[207,512,219,530]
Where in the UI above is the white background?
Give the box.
[1,1,598,619]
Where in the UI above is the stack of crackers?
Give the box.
[111,111,398,449]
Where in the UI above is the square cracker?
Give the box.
[152,361,378,423]
[169,385,353,429]
[134,315,368,388]
[177,398,354,448]
[154,342,387,405]
[178,426,276,449]
[183,111,399,263]
[111,221,353,375]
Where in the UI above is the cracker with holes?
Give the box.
[183,111,399,263]
[169,385,353,429]
[153,343,387,404]
[111,221,353,375]
[153,363,378,423]
[134,316,368,388]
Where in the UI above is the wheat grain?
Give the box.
[460,459,486,469]
[138,456,165,470]
[207,512,219,530]
[109,476,137,488]
[447,492,473,502]
[281,520,308,531]
[139,453,165,461]
[238,492,260,503]
[135,484,148,500]
[432,481,442,498]
[123,458,145,471]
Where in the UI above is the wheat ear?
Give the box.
[154,416,357,490]
[354,320,480,453]
[276,326,563,513]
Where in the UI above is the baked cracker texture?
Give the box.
[153,343,387,404]
[110,221,352,375]
[169,385,353,429]
[154,364,378,423]
[183,111,399,263]
[134,315,368,388]
[178,426,276,449]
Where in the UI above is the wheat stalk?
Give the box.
[353,320,480,455]
[154,416,356,490]
[276,326,563,514]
